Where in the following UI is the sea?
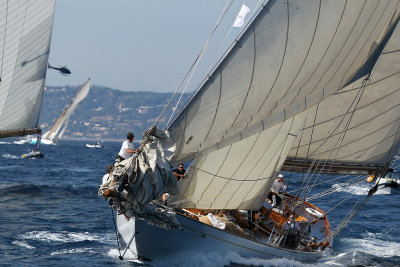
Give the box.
[1,140,399,267]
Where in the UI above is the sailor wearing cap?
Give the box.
[268,173,287,208]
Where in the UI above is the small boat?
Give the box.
[21,150,44,159]
[86,142,103,148]
[375,172,400,195]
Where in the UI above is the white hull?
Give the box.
[30,138,55,145]
[117,212,324,263]
[376,178,399,195]
[86,144,103,148]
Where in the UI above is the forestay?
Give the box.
[0,0,56,138]
[167,0,400,166]
[286,19,400,172]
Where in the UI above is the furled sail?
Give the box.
[167,0,400,166]
[0,0,56,138]
[284,20,400,175]
[42,79,91,141]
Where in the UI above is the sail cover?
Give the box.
[0,0,56,138]
[286,19,400,171]
[43,79,91,141]
[167,0,400,166]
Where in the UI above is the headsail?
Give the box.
[42,79,91,141]
[167,0,400,166]
[284,19,400,175]
[0,0,56,138]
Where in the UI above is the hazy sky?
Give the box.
[46,0,262,92]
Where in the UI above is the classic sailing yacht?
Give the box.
[38,78,92,144]
[0,0,56,146]
[99,0,400,262]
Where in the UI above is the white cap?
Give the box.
[278,174,283,178]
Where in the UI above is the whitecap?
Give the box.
[2,153,19,159]
[149,251,315,267]
[331,183,370,196]
[12,241,35,249]
[340,235,400,258]
[19,230,114,244]
[50,247,95,255]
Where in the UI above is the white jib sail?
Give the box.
[168,111,308,210]
[0,0,56,138]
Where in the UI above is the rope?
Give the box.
[163,0,235,127]
[111,207,123,260]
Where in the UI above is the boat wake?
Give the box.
[331,182,370,195]
[13,230,115,256]
[1,153,19,159]
[340,233,400,258]
[146,251,315,267]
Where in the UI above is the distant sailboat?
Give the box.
[99,0,400,262]
[31,78,91,145]
[0,0,56,152]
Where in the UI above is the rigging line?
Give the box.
[306,176,366,202]
[164,0,234,127]
[303,79,369,202]
[0,0,9,79]
[287,174,363,194]
[295,79,365,204]
[200,0,262,79]
[324,180,366,215]
[110,207,122,259]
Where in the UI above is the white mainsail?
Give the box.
[167,0,400,166]
[285,18,400,173]
[0,0,56,138]
[165,0,400,209]
[42,79,91,141]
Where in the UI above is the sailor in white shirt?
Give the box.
[117,132,139,161]
[268,173,287,208]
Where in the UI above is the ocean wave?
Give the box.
[149,251,316,267]
[0,182,98,197]
[331,183,370,196]
[340,235,400,258]
[2,153,19,159]
[18,230,113,245]
[50,248,95,256]
[12,241,35,249]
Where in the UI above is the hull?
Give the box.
[117,212,325,262]
[30,138,55,145]
[376,178,399,194]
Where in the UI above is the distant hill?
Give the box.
[40,85,190,140]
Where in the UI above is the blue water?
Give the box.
[1,140,399,266]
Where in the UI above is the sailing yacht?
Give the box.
[0,0,56,149]
[28,78,91,145]
[99,0,400,262]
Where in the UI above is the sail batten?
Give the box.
[0,0,56,139]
